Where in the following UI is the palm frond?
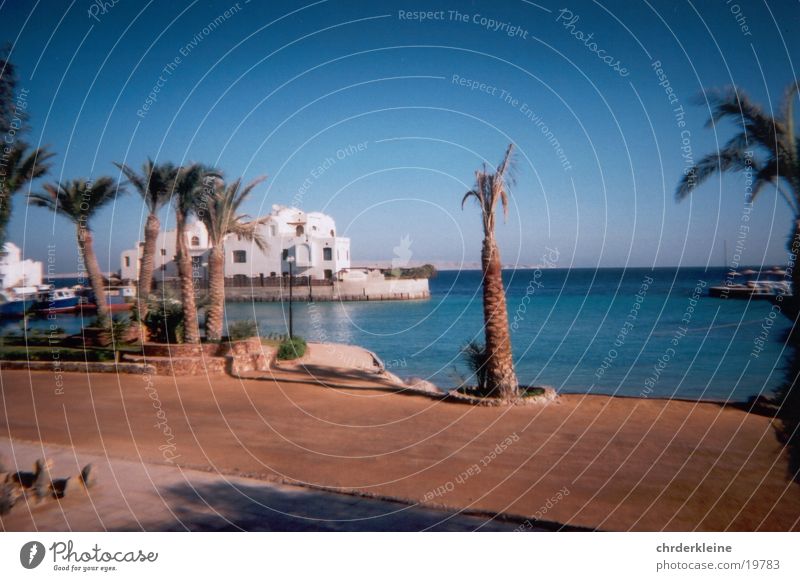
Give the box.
[201,174,267,248]
[462,146,516,234]
[705,86,788,156]
[29,177,124,224]
[676,147,754,201]
[781,82,799,158]
[461,189,482,209]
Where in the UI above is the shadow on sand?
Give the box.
[118,479,566,532]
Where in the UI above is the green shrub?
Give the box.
[226,319,258,342]
[461,340,488,393]
[104,316,132,345]
[143,297,184,343]
[277,336,307,360]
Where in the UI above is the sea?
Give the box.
[4,268,793,402]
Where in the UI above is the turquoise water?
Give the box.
[226,268,791,401]
[6,268,791,401]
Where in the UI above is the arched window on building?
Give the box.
[296,225,304,237]
[191,235,200,247]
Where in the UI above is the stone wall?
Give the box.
[225,278,430,302]
[0,360,155,374]
[119,338,273,376]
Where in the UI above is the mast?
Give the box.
[723,239,728,269]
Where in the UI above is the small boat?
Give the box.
[33,286,82,314]
[0,286,43,317]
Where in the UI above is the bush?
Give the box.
[143,297,184,343]
[461,340,488,393]
[104,316,132,345]
[226,319,258,342]
[383,263,437,279]
[277,336,307,360]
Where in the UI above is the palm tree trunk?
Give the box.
[789,218,800,315]
[175,214,201,344]
[137,212,160,319]
[77,225,110,324]
[481,237,518,399]
[205,243,225,342]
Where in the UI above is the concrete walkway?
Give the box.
[0,439,526,532]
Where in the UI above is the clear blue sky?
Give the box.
[2,0,798,273]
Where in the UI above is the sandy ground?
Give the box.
[1,342,799,531]
[0,439,522,531]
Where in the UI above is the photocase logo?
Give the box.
[20,541,46,569]
[392,234,413,270]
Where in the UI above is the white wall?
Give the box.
[0,242,43,288]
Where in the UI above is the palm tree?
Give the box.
[461,144,519,400]
[114,159,176,320]
[29,177,125,324]
[169,164,217,344]
[200,176,267,342]
[678,83,800,299]
[0,143,54,244]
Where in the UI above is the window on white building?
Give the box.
[161,249,166,256]
[270,225,277,237]
[191,236,200,247]
[233,250,247,263]
[323,248,332,261]
[282,249,289,260]
[296,225,304,236]
[124,256,130,267]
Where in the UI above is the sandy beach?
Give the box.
[1,343,799,531]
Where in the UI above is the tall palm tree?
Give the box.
[29,177,125,324]
[200,176,267,342]
[114,159,176,319]
[462,144,519,400]
[678,83,800,299]
[0,143,54,244]
[169,164,217,344]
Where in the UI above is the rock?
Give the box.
[9,469,35,489]
[80,464,96,489]
[49,478,69,499]
[404,377,443,395]
[0,481,21,515]
[32,459,54,501]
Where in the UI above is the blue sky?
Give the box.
[2,0,798,273]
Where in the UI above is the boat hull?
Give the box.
[0,299,35,317]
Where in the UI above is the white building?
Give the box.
[0,242,43,288]
[120,206,351,283]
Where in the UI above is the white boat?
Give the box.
[0,286,44,317]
